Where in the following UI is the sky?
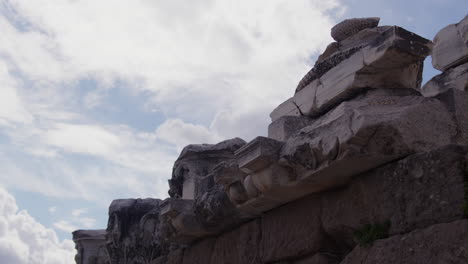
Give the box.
[0,0,466,263]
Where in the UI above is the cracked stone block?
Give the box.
[268,115,314,141]
[321,146,467,250]
[432,15,468,71]
[340,220,468,264]
[421,62,468,97]
[261,195,328,263]
[210,219,262,264]
[331,17,380,42]
[273,26,430,121]
[72,229,108,264]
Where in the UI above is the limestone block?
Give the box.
[340,220,468,264]
[331,17,380,42]
[169,138,246,199]
[270,97,302,123]
[261,195,327,263]
[72,229,108,264]
[268,115,314,141]
[436,88,468,145]
[421,62,468,97]
[432,15,468,71]
[278,26,431,121]
[235,136,284,174]
[182,238,215,264]
[321,146,467,249]
[280,88,456,190]
[210,219,262,264]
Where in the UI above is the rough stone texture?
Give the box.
[161,138,247,243]
[182,238,215,264]
[235,136,284,174]
[268,116,314,141]
[210,219,261,264]
[331,17,380,42]
[73,230,108,264]
[340,220,468,264]
[261,195,327,263]
[106,198,163,264]
[436,88,468,146]
[321,145,467,250]
[169,138,246,199]
[275,26,431,121]
[422,62,468,97]
[432,15,468,71]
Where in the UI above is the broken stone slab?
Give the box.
[340,220,468,264]
[421,62,468,97]
[331,17,380,42]
[239,89,459,215]
[72,229,108,264]
[273,26,431,121]
[169,138,245,199]
[431,15,468,71]
[268,115,314,141]
[321,145,467,250]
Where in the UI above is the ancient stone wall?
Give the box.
[74,15,468,264]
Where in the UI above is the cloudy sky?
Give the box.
[0,0,466,263]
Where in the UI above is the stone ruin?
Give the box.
[72,15,468,264]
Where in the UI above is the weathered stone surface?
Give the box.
[432,15,468,71]
[268,115,314,141]
[169,138,246,199]
[161,138,248,243]
[261,195,327,263]
[106,198,163,264]
[210,219,261,264]
[73,229,109,264]
[331,17,380,42]
[182,238,215,264]
[436,88,468,145]
[235,136,284,174]
[341,220,468,264]
[321,146,467,250]
[422,62,468,97]
[276,26,431,121]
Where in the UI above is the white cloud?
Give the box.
[155,118,222,151]
[71,208,88,217]
[52,221,77,234]
[0,186,75,264]
[48,206,57,214]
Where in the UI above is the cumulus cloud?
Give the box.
[0,186,75,264]
[0,0,344,210]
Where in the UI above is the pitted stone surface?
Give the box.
[331,17,380,42]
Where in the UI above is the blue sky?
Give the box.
[0,1,466,263]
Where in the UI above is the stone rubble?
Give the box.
[73,15,468,264]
